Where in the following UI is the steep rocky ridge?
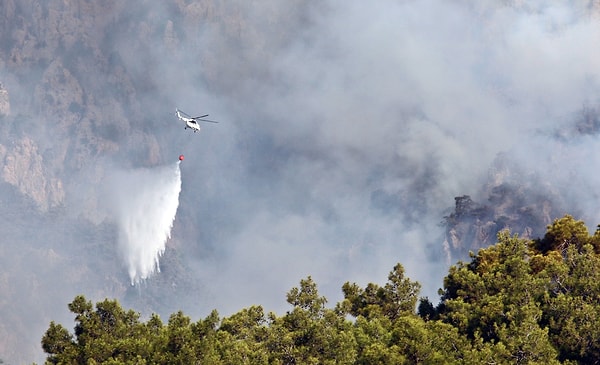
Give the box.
[442,148,585,263]
[0,2,189,363]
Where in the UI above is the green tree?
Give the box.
[41,321,76,365]
[219,306,269,364]
[42,295,155,364]
[390,316,488,364]
[164,311,197,364]
[439,231,559,363]
[286,276,327,319]
[192,310,221,363]
[539,244,600,362]
[352,316,403,365]
[266,277,356,365]
[338,263,420,321]
[533,215,590,254]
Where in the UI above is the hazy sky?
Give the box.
[2,1,600,363]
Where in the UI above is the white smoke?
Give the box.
[108,161,182,284]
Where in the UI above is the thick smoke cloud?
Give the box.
[160,0,600,315]
[2,1,600,363]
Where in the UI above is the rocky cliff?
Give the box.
[442,149,580,263]
[0,2,192,362]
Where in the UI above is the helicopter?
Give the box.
[176,108,218,133]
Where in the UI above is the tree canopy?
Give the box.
[41,215,600,364]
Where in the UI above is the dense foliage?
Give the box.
[41,215,600,364]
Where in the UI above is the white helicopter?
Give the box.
[176,108,218,133]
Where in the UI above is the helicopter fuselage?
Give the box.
[185,120,200,132]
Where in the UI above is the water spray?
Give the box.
[108,156,183,284]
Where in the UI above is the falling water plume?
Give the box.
[109,161,182,284]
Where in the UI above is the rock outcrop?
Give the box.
[442,155,562,263]
[1,137,64,211]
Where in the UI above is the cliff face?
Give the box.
[0,1,161,214]
[442,105,600,263]
[0,2,176,363]
[0,0,303,213]
[442,154,565,262]
[1,136,65,210]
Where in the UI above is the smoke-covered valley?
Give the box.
[1,1,600,363]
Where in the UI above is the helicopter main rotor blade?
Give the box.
[196,118,219,124]
[178,109,192,118]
